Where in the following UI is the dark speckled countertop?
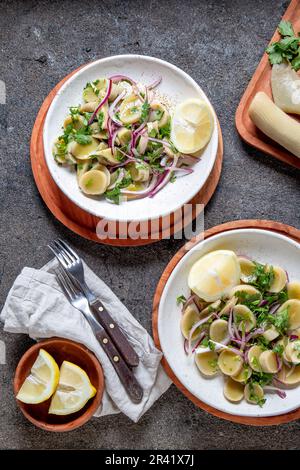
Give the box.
[0,0,299,450]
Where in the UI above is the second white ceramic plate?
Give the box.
[43,54,218,222]
[158,229,300,417]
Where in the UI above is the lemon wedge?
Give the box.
[16,349,60,404]
[188,250,240,302]
[171,98,214,154]
[49,361,96,415]
[271,63,300,115]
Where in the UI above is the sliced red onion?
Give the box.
[286,364,295,378]
[147,76,162,90]
[191,332,207,353]
[285,270,290,283]
[148,170,170,197]
[263,386,286,399]
[258,299,268,307]
[233,324,241,341]
[107,117,114,147]
[282,357,293,369]
[148,155,179,198]
[244,328,265,342]
[269,302,281,315]
[148,137,172,148]
[107,168,125,190]
[195,340,244,357]
[133,85,145,103]
[240,327,246,351]
[174,167,194,177]
[187,314,214,354]
[182,295,200,313]
[88,79,112,125]
[276,354,282,372]
[236,253,252,260]
[244,348,250,363]
[228,308,234,338]
[289,335,299,341]
[111,129,119,155]
[273,377,285,386]
[134,120,147,136]
[179,154,199,166]
[136,134,148,155]
[160,156,168,167]
[120,174,158,199]
[183,339,189,355]
[109,74,136,85]
[192,296,206,313]
[108,90,126,126]
[230,337,244,345]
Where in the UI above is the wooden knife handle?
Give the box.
[90,299,139,368]
[94,328,143,404]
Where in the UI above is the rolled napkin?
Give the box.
[0,259,171,422]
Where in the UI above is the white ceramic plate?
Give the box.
[43,54,218,222]
[158,229,300,417]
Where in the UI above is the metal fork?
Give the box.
[48,239,139,368]
[55,267,143,404]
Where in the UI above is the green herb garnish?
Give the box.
[141,102,150,122]
[176,294,186,306]
[266,20,300,71]
[273,344,284,356]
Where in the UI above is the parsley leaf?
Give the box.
[170,173,176,183]
[250,262,274,292]
[141,102,150,122]
[74,127,92,145]
[176,294,186,306]
[104,173,133,204]
[278,20,295,37]
[159,120,171,139]
[97,111,104,130]
[273,344,284,356]
[273,307,289,334]
[266,20,300,71]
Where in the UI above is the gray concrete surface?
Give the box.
[0,0,299,450]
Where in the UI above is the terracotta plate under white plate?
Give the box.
[158,229,300,418]
[43,54,218,222]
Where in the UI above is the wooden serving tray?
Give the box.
[152,219,300,426]
[236,0,300,170]
[30,65,223,246]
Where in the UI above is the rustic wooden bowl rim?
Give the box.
[152,219,300,426]
[14,337,104,432]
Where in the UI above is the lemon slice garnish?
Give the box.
[171,98,214,153]
[16,349,60,404]
[188,250,240,302]
[49,361,96,416]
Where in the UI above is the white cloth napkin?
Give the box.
[0,259,171,422]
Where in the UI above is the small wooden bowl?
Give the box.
[14,338,104,432]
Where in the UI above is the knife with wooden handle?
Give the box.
[81,282,140,368]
